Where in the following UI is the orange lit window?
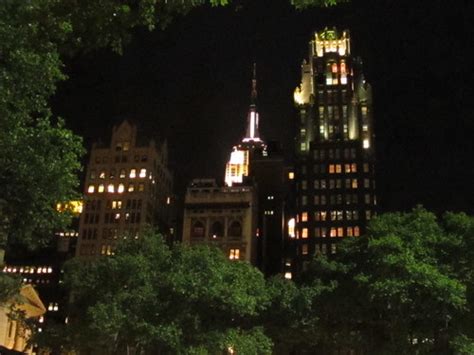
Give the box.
[331,63,338,73]
[87,185,95,194]
[329,164,335,174]
[340,61,346,74]
[330,228,337,237]
[301,212,308,222]
[335,164,342,173]
[229,249,240,260]
[302,228,308,239]
[337,227,344,237]
[352,179,358,189]
[354,226,360,237]
[351,163,357,173]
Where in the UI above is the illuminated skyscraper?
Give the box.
[77,120,174,256]
[288,28,376,271]
[225,64,265,187]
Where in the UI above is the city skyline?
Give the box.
[51,0,474,214]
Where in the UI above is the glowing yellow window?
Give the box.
[288,172,294,180]
[302,228,308,239]
[117,183,125,193]
[119,169,126,178]
[288,218,295,238]
[352,179,358,189]
[129,169,136,178]
[98,184,105,193]
[139,168,147,178]
[301,212,308,222]
[99,171,106,179]
[229,249,240,260]
[347,227,353,237]
[87,185,95,193]
[107,184,114,193]
[128,183,135,192]
[335,164,342,173]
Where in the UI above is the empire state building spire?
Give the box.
[243,63,261,142]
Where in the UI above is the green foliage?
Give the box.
[43,231,271,354]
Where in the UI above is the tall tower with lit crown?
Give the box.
[225,64,265,187]
[288,28,376,270]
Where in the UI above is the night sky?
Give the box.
[51,0,474,214]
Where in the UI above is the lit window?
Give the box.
[128,183,135,192]
[129,169,137,178]
[347,227,353,236]
[354,226,360,237]
[335,164,342,173]
[301,212,308,222]
[284,272,292,280]
[345,164,351,173]
[87,185,95,194]
[351,163,357,173]
[119,169,126,178]
[288,172,294,180]
[330,228,337,237]
[300,142,306,151]
[166,197,171,205]
[99,171,106,179]
[123,142,130,151]
[107,184,114,193]
[288,218,296,238]
[363,139,370,149]
[337,227,344,237]
[328,164,335,174]
[302,228,308,239]
[229,249,240,260]
[352,179,358,189]
[117,184,125,193]
[139,168,147,178]
[97,184,105,193]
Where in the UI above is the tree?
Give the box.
[37,230,272,354]
[300,207,469,354]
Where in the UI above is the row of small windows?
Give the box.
[300,210,370,222]
[313,148,357,160]
[83,211,142,225]
[316,89,348,105]
[303,178,369,191]
[85,199,143,211]
[94,154,148,164]
[87,183,145,194]
[301,163,370,175]
[81,228,139,241]
[295,226,360,239]
[90,168,148,180]
[3,266,53,274]
[299,243,337,256]
[301,194,375,206]
[191,221,242,238]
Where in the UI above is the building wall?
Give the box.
[182,180,258,264]
[77,120,174,257]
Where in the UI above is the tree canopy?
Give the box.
[38,231,271,354]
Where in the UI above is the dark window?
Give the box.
[228,221,242,237]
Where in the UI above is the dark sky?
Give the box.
[51,0,474,214]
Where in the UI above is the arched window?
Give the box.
[210,221,224,238]
[228,221,242,238]
[191,221,205,238]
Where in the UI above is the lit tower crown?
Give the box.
[242,63,261,143]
